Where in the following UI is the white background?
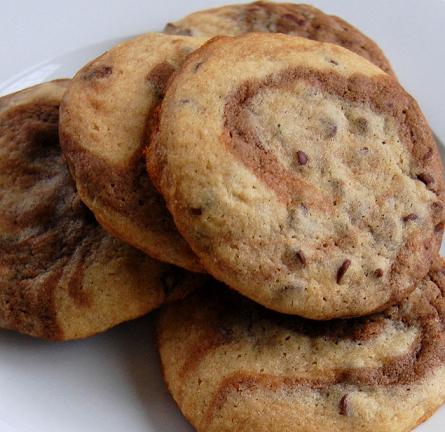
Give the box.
[1,1,445,431]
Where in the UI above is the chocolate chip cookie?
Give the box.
[157,258,445,432]
[164,1,394,74]
[60,33,207,272]
[0,80,203,340]
[148,34,444,319]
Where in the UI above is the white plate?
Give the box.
[1,1,445,431]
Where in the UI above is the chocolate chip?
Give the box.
[337,259,351,284]
[432,202,444,211]
[82,65,112,81]
[295,250,307,266]
[402,213,417,223]
[435,222,445,233]
[339,394,349,416]
[296,150,308,165]
[417,173,434,186]
[374,268,384,278]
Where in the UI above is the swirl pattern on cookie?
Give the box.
[60,33,207,272]
[148,34,445,319]
[0,81,203,340]
[164,1,394,75]
[157,259,445,432]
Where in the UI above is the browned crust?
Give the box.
[59,126,200,267]
[412,405,445,430]
[59,69,203,273]
[60,143,203,273]
[58,35,205,273]
[164,1,394,75]
[157,259,445,428]
[0,79,69,113]
[59,59,169,230]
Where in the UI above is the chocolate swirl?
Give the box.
[0,81,202,340]
[59,33,208,272]
[148,33,445,319]
[164,1,394,75]
[157,260,445,431]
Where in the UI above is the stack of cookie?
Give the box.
[1,2,444,431]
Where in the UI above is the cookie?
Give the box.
[157,258,445,432]
[0,80,203,340]
[164,1,394,75]
[148,34,445,319]
[60,33,207,272]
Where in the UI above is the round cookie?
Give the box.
[148,34,445,319]
[157,258,445,432]
[164,1,394,75]
[59,33,207,272]
[0,80,203,341]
